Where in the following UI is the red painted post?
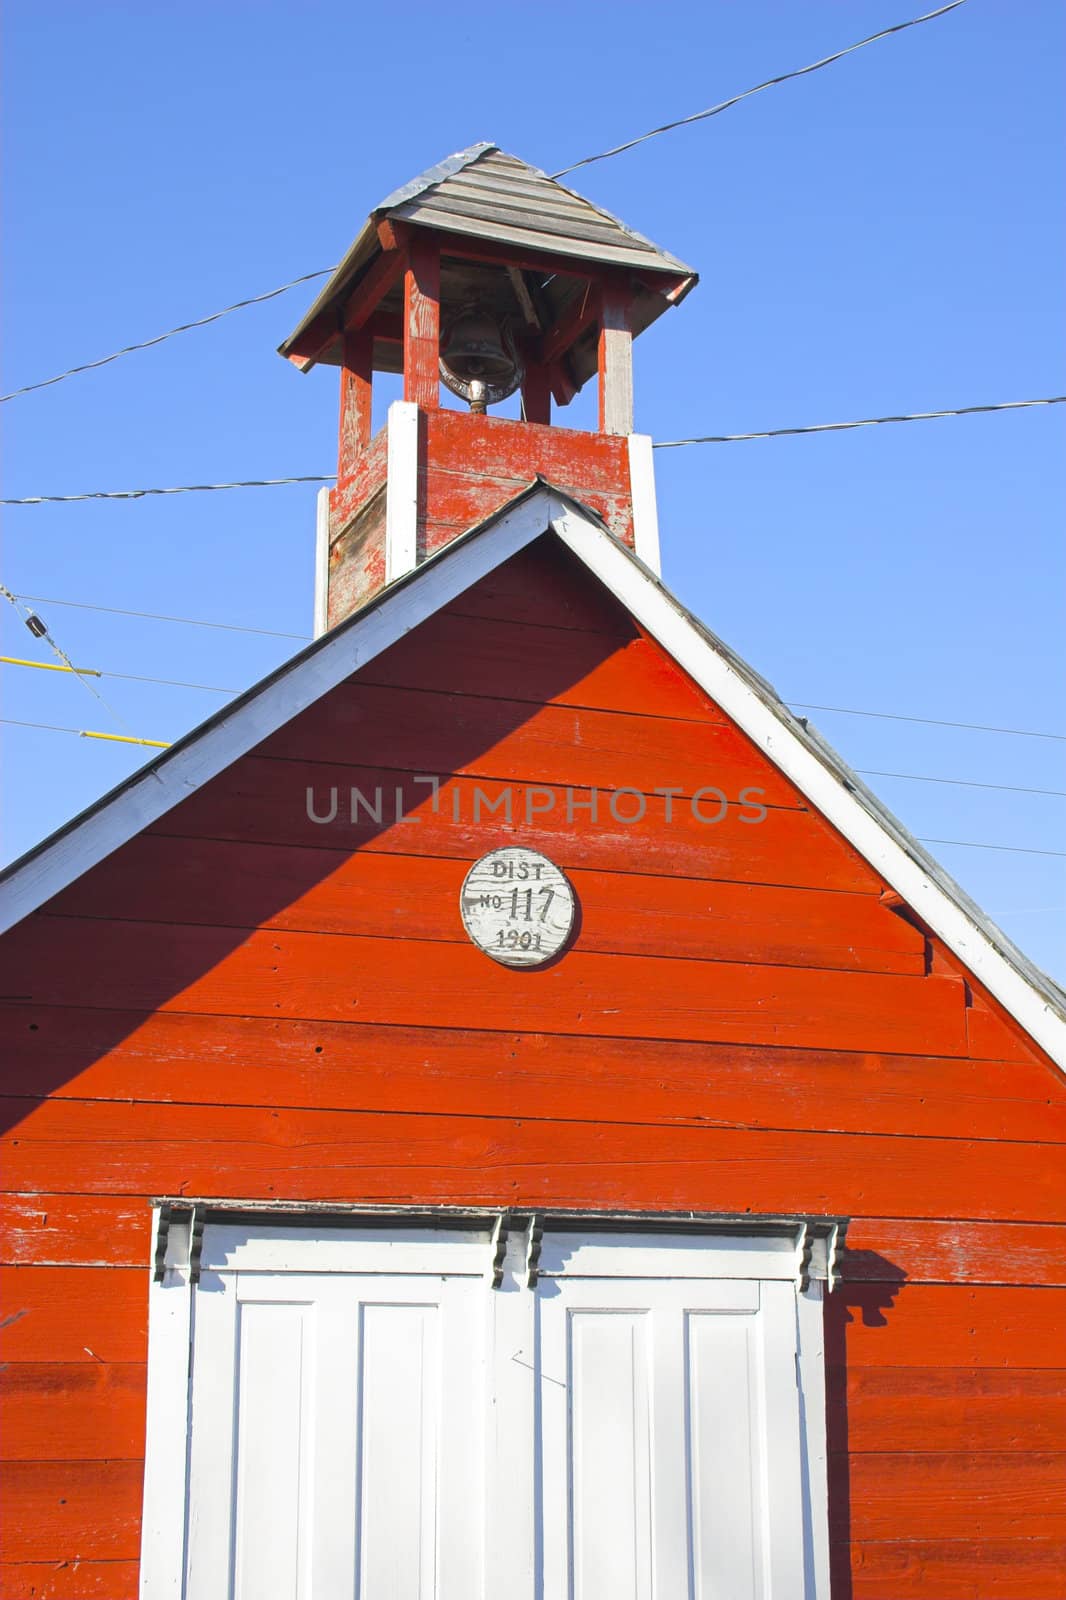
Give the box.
[404,235,441,409]
[521,365,552,426]
[337,330,373,481]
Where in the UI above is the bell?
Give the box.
[440,309,517,383]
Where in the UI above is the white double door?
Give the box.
[175,1225,825,1599]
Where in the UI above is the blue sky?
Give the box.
[2,0,1064,979]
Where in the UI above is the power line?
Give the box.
[0,654,236,694]
[2,3,970,407]
[920,837,1066,860]
[653,396,1066,447]
[13,592,310,641]
[1,718,169,749]
[0,269,337,403]
[855,769,1066,800]
[4,394,1064,506]
[552,0,969,177]
[790,702,1066,744]
[2,476,333,505]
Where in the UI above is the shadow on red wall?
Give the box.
[827,1252,907,1598]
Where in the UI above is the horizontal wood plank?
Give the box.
[833,1539,1066,1599]
[830,1285,1066,1368]
[968,1002,1046,1065]
[0,918,968,1057]
[0,1192,152,1266]
[833,1451,1066,1539]
[425,412,629,496]
[43,836,924,976]
[0,1460,142,1561]
[832,1366,1066,1451]
[0,1267,146,1364]
[3,1004,1063,1146]
[152,756,880,894]
[3,1100,1063,1222]
[362,610,722,722]
[423,469,635,551]
[0,1563,141,1599]
[1,1362,146,1461]
[0,1561,139,1600]
[254,680,806,807]
[444,535,632,634]
[844,1220,1066,1285]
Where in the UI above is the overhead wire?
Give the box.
[853,769,1066,799]
[919,838,1066,860]
[0,269,337,403]
[551,0,970,177]
[1,2,971,406]
[4,394,1064,506]
[1,718,169,749]
[2,476,334,505]
[654,396,1066,447]
[790,702,1066,743]
[13,593,311,640]
[0,654,236,694]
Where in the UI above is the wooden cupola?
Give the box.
[280,143,698,630]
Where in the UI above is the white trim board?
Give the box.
[1,482,1063,1067]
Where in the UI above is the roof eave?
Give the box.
[278,142,500,369]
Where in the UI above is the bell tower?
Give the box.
[279,143,698,632]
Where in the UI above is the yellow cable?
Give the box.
[1,653,101,676]
[79,729,170,749]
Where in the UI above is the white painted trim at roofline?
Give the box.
[549,505,1066,1067]
[0,488,565,934]
[313,486,330,638]
[385,399,419,583]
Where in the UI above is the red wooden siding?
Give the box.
[1,534,1063,1597]
[326,424,388,624]
[326,409,636,624]
[421,410,635,552]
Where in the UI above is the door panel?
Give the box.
[357,1302,439,1599]
[688,1309,761,1599]
[184,1268,485,1600]
[232,1300,312,1599]
[537,1271,803,1599]
[570,1310,652,1600]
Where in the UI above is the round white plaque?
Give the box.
[460,847,576,968]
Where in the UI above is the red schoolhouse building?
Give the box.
[2,144,1064,1598]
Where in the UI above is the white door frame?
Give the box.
[139,1205,840,1599]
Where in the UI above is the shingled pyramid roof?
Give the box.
[279,143,697,377]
